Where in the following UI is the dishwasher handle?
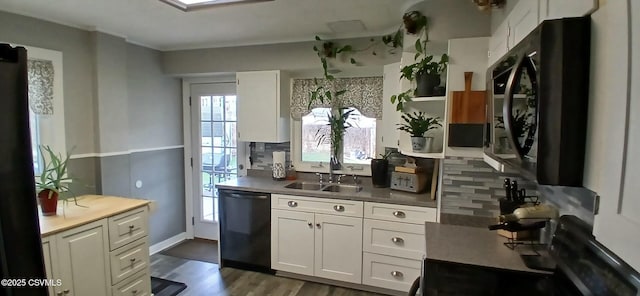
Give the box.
[221,190,270,200]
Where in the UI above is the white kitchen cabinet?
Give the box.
[55,219,111,296]
[362,202,435,293]
[271,195,364,284]
[539,0,597,22]
[381,62,401,149]
[236,70,290,143]
[314,213,363,283]
[588,0,640,272]
[41,201,151,296]
[271,209,315,276]
[488,0,539,66]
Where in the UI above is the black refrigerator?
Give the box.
[0,44,48,295]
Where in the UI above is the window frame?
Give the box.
[291,108,383,176]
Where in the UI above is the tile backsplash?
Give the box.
[441,156,597,229]
[250,142,291,170]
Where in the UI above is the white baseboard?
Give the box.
[149,232,187,255]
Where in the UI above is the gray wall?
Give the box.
[127,44,183,149]
[130,149,186,244]
[0,11,184,245]
[162,37,400,76]
[0,11,96,154]
[93,32,130,153]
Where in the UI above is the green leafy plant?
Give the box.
[397,112,442,137]
[315,108,355,161]
[400,51,449,82]
[35,145,75,202]
[390,89,413,111]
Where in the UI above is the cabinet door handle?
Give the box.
[308,222,313,228]
[63,290,70,294]
[287,201,298,207]
[391,271,403,278]
[333,205,345,212]
[391,237,404,244]
[56,292,63,296]
[392,211,406,218]
[130,258,136,262]
[129,225,135,233]
[131,290,138,295]
[316,223,321,228]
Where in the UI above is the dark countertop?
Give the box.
[424,222,551,274]
[215,176,437,208]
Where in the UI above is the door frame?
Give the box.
[182,75,241,240]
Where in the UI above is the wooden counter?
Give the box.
[39,195,151,237]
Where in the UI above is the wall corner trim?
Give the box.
[70,145,184,159]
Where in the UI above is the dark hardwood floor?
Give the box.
[150,254,386,296]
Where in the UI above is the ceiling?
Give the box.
[0,0,429,50]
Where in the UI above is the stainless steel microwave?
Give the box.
[484,16,591,186]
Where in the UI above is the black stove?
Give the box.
[548,216,640,296]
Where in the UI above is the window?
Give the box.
[298,107,376,172]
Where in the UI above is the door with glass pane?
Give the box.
[190,83,242,240]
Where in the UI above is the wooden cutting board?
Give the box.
[450,72,486,123]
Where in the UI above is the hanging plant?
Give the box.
[403,11,428,35]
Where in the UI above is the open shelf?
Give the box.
[400,149,445,159]
[409,96,447,102]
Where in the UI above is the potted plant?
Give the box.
[315,108,354,170]
[35,145,73,216]
[397,112,442,152]
[371,151,393,188]
[400,48,449,97]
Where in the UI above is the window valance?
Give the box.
[290,76,383,120]
[27,59,54,115]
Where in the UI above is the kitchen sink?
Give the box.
[284,182,324,191]
[321,184,363,193]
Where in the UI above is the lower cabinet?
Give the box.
[271,195,364,284]
[42,206,150,296]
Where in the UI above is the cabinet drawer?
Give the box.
[108,207,148,251]
[363,219,425,260]
[272,194,363,217]
[362,252,422,292]
[364,202,436,224]
[110,238,149,285]
[112,270,151,296]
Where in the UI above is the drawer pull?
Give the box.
[391,237,404,244]
[63,290,70,295]
[391,271,404,278]
[392,211,406,218]
[56,292,63,296]
[128,225,135,233]
[333,205,345,212]
[316,223,321,228]
[287,201,298,207]
[131,290,138,295]
[130,258,137,263]
[308,222,313,228]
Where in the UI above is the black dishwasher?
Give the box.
[218,189,272,273]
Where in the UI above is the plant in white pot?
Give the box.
[397,112,442,152]
[35,145,75,216]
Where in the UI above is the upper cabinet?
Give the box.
[489,0,598,66]
[489,0,539,66]
[539,0,598,22]
[236,70,290,143]
[381,62,401,149]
